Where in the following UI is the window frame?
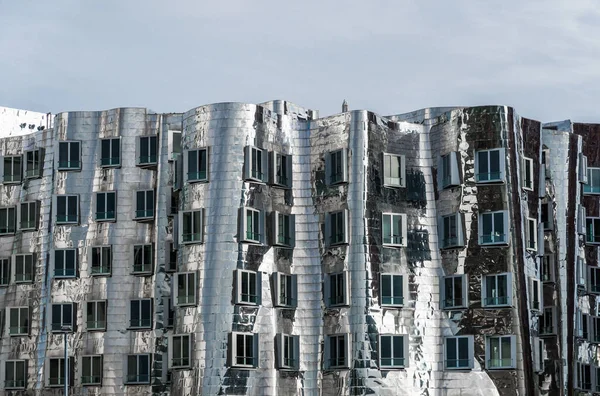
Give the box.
[54,194,79,225]
[586,217,600,245]
[382,152,406,188]
[273,272,298,308]
[380,273,407,308]
[100,137,121,167]
[326,148,348,185]
[276,333,300,370]
[243,145,268,183]
[529,277,542,312]
[4,359,27,389]
[46,357,74,387]
[378,334,408,369]
[326,209,349,246]
[541,202,553,230]
[126,354,151,384]
[542,254,555,283]
[184,148,209,183]
[54,248,78,278]
[95,191,116,222]
[129,299,153,330]
[438,151,459,189]
[1,155,22,184]
[179,209,204,244]
[8,306,30,336]
[235,269,261,306]
[230,332,259,369]
[89,245,112,276]
[174,272,197,307]
[577,257,587,289]
[50,303,75,332]
[441,274,468,309]
[485,335,516,369]
[24,149,43,179]
[134,189,154,221]
[86,300,107,331]
[132,244,154,275]
[324,333,351,370]
[444,335,474,370]
[165,242,177,273]
[584,167,600,194]
[577,362,593,391]
[81,355,103,386]
[18,201,39,231]
[57,141,81,171]
[522,156,534,191]
[272,211,295,248]
[13,253,34,284]
[381,213,407,247]
[325,271,350,308]
[589,267,600,294]
[590,316,600,343]
[169,334,192,369]
[478,210,509,246]
[240,207,264,244]
[481,272,512,307]
[475,148,505,183]
[0,206,16,235]
[136,136,158,167]
[270,151,292,188]
[440,212,464,249]
[0,258,9,286]
[526,217,537,252]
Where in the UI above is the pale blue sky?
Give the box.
[1,0,599,122]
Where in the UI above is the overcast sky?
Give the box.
[1,0,599,122]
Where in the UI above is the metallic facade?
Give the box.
[0,102,596,395]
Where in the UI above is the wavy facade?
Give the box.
[0,101,596,396]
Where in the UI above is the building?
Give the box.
[0,101,596,396]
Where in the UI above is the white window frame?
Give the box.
[325,271,350,307]
[438,152,460,189]
[136,136,158,166]
[379,334,408,369]
[0,207,16,235]
[380,273,407,308]
[586,217,600,245]
[230,332,259,368]
[126,354,151,384]
[383,152,406,188]
[18,201,39,231]
[475,148,505,183]
[326,210,349,246]
[272,211,295,248]
[244,145,268,183]
[485,335,516,369]
[167,130,181,161]
[132,244,153,275]
[273,272,298,308]
[0,258,9,286]
[578,204,587,235]
[86,300,107,331]
[184,148,209,183]
[270,151,292,188]
[529,277,542,312]
[1,155,22,184]
[526,218,537,252]
[134,190,154,221]
[577,362,593,391]
[129,299,152,329]
[235,269,261,305]
[481,272,512,307]
[54,194,79,225]
[478,210,509,246]
[542,254,555,283]
[444,335,474,370]
[584,167,600,194]
[57,141,81,171]
[174,272,197,307]
[4,359,27,389]
[540,306,556,335]
[13,254,34,284]
[441,274,468,309]
[54,248,77,278]
[89,245,111,276]
[276,333,300,370]
[326,149,348,185]
[100,137,121,167]
[382,213,407,247]
[577,257,587,289]
[589,267,600,294]
[95,191,116,222]
[169,334,192,369]
[7,306,29,336]
[24,149,43,179]
[579,153,588,184]
[240,207,264,244]
[440,212,464,249]
[179,209,204,244]
[324,333,351,370]
[522,157,534,191]
[81,355,103,385]
[50,303,74,332]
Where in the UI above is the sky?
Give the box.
[1,0,599,122]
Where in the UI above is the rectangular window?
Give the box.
[13,254,34,283]
[577,362,592,391]
[522,157,534,190]
[0,207,16,235]
[168,189,179,217]
[54,249,77,278]
[273,212,295,247]
[185,148,209,183]
[244,146,268,183]
[382,213,407,247]
[579,153,588,183]
[175,272,196,306]
[475,148,505,182]
[126,354,151,384]
[445,336,473,369]
[19,201,38,230]
[586,217,600,244]
[577,257,587,289]
[540,307,556,335]
[478,210,508,245]
[276,333,299,369]
[170,334,192,368]
[442,275,467,309]
[438,152,460,189]
[167,130,181,161]
[530,278,542,311]
[5,360,27,389]
[164,297,175,328]
[100,138,120,167]
[482,273,512,307]
[533,337,545,373]
[327,149,348,185]
[235,270,260,305]
[135,190,154,220]
[576,311,590,340]
[8,307,29,335]
[90,246,111,275]
[590,267,600,293]
[55,195,79,224]
[24,149,43,178]
[180,209,204,244]
[50,303,74,332]
[325,334,351,369]
[383,153,405,188]
[81,355,102,385]
[166,242,177,273]
[95,192,116,221]
[584,168,600,194]
[273,272,297,308]
[541,202,552,230]
[591,316,600,343]
[240,207,264,244]
[486,335,515,369]
[380,274,405,307]
[129,299,152,329]
[326,210,348,246]
[526,218,537,251]
[47,357,74,387]
[271,152,292,188]
[2,156,22,183]
[440,213,464,248]
[133,244,153,274]
[326,272,350,307]
[542,255,555,283]
[230,332,258,368]
[137,136,158,166]
[0,258,9,286]
[86,300,106,331]
[58,141,81,170]
[379,334,407,369]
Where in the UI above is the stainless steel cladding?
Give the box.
[0,102,594,396]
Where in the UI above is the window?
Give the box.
[584,168,600,194]
[95,192,116,221]
[180,209,204,244]
[8,307,29,336]
[135,190,154,220]
[271,152,292,188]
[486,335,515,369]
[2,156,22,183]
[522,157,534,190]
[0,258,9,286]
[577,362,592,391]
[579,153,588,184]
[382,213,407,247]
[526,218,537,252]
[478,211,508,245]
[230,332,258,368]
[167,130,181,161]
[240,207,264,244]
[129,299,152,329]
[169,334,192,369]
[58,141,81,170]
[586,217,600,244]
[100,138,120,167]
[326,210,348,246]
[482,273,512,307]
[326,149,348,185]
[379,334,407,369]
[530,278,542,311]
[276,333,300,370]
[174,272,196,306]
[578,204,587,235]
[445,336,473,369]
[383,153,406,188]
[14,254,34,283]
[50,303,74,332]
[576,311,590,340]
[590,267,600,293]
[54,249,77,278]
[244,146,268,183]
[24,149,43,178]
[440,213,464,248]
[325,334,351,369]
[86,300,106,331]
[165,242,177,272]
[442,275,467,309]
[164,297,175,328]
[326,272,350,307]
[126,354,151,384]
[438,152,459,189]
[540,307,556,335]
[5,360,27,389]
[380,274,406,307]
[90,246,111,275]
[272,212,295,247]
[132,244,153,274]
[55,195,79,224]
[475,148,505,182]
[19,201,38,230]
[81,356,102,385]
[47,358,74,387]
[577,257,587,289]
[591,316,600,343]
[0,207,15,235]
[184,148,209,183]
[541,202,552,230]
[542,255,555,283]
[136,136,158,166]
[273,272,297,308]
[235,269,260,305]
[533,338,545,373]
